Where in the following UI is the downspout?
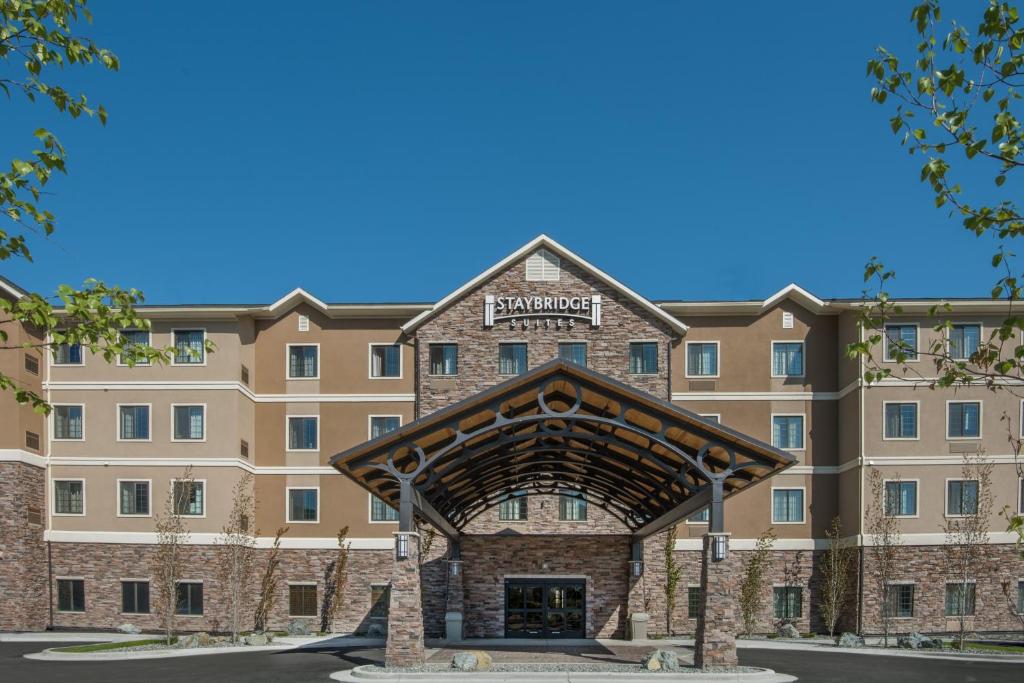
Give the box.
[44,335,54,630]
[856,317,866,635]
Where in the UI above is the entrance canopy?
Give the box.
[331,359,793,542]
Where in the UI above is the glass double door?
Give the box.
[504,579,584,638]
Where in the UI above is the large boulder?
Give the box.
[450,650,493,671]
[245,633,269,646]
[836,632,865,648]
[898,632,943,649]
[776,622,801,639]
[117,623,142,635]
[286,619,311,636]
[641,649,680,672]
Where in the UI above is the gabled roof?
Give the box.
[266,287,329,315]
[658,283,833,316]
[760,283,828,313]
[401,234,688,334]
[0,274,28,300]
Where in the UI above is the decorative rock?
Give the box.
[366,623,387,638]
[450,650,493,671]
[117,623,142,635]
[641,649,680,672]
[245,633,269,646]
[898,632,943,649]
[836,632,865,648]
[286,619,311,636]
[776,623,800,639]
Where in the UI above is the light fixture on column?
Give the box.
[629,560,644,577]
[712,534,727,562]
[396,532,410,560]
[449,559,462,577]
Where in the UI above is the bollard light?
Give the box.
[449,560,462,577]
[396,533,410,560]
[712,535,728,562]
[629,560,644,578]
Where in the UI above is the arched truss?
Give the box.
[331,359,794,542]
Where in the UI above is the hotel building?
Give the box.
[1,236,1022,658]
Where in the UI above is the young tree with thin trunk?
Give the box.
[943,451,995,651]
[739,528,776,636]
[153,466,195,646]
[866,468,903,647]
[215,473,256,643]
[663,524,682,635]
[819,516,855,638]
[253,526,288,633]
[320,526,350,634]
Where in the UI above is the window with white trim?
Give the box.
[54,480,84,515]
[53,405,83,440]
[173,405,204,440]
[370,344,401,377]
[173,480,204,516]
[885,584,914,618]
[370,416,400,439]
[884,403,918,439]
[686,342,719,377]
[948,402,981,438]
[688,507,710,523]
[119,329,151,365]
[771,342,804,376]
[946,479,979,516]
[948,324,981,360]
[525,248,560,281]
[370,494,398,522]
[772,489,804,523]
[118,405,150,440]
[288,488,318,522]
[884,480,917,517]
[288,345,319,378]
[884,325,918,361]
[772,415,804,450]
[53,341,82,365]
[173,329,205,364]
[288,416,318,450]
[498,491,527,521]
[119,480,150,516]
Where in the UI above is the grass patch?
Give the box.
[956,641,1024,654]
[54,637,174,653]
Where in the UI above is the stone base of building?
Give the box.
[0,462,48,632]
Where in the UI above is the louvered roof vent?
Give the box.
[525,248,560,281]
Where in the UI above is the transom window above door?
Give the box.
[685,342,719,377]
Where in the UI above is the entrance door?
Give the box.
[504,579,585,638]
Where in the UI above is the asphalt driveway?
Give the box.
[2,641,1021,682]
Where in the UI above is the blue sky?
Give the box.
[0,1,1005,304]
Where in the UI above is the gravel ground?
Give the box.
[365,663,761,674]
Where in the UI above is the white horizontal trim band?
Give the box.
[672,380,861,403]
[674,531,1019,551]
[44,530,394,549]
[44,381,414,403]
[0,449,47,468]
[47,457,339,474]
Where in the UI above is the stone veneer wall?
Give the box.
[462,493,627,535]
[459,534,631,638]
[414,253,677,416]
[0,462,48,631]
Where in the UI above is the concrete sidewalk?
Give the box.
[330,666,797,683]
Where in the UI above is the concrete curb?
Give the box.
[0,632,144,643]
[733,638,1024,663]
[20,635,387,661]
[329,666,797,682]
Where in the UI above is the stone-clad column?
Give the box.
[695,533,739,668]
[626,539,647,639]
[445,550,465,641]
[385,532,425,668]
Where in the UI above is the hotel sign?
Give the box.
[484,294,602,329]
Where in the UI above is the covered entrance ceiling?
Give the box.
[331,359,794,541]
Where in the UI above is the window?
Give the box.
[429,343,458,375]
[885,584,914,618]
[498,343,528,375]
[370,494,398,522]
[122,581,150,614]
[1017,580,1024,614]
[772,489,804,523]
[370,416,401,439]
[884,403,918,439]
[53,341,82,365]
[558,342,587,367]
[119,329,151,365]
[773,586,802,619]
[772,342,804,377]
[688,507,710,523]
[288,344,319,379]
[53,405,84,440]
[288,488,318,522]
[686,342,719,377]
[701,414,721,424]
[525,248,560,281]
[24,353,39,375]
[119,480,150,516]
[559,491,588,521]
[172,405,205,441]
[370,585,390,618]
[118,405,150,441]
[498,492,528,521]
[173,480,205,516]
[947,479,980,516]
[370,344,401,378]
[57,579,85,612]
[176,582,203,615]
[947,402,981,439]
[289,585,317,617]
[884,324,918,361]
[54,480,84,515]
[288,416,318,450]
[240,439,249,458]
[687,586,701,619]
[948,323,981,360]
[944,582,976,616]
[884,480,918,517]
[172,329,205,364]
[629,342,658,375]
[772,415,804,450]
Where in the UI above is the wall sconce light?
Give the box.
[449,560,462,577]
[629,560,644,578]
[396,533,410,560]
[712,535,728,562]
